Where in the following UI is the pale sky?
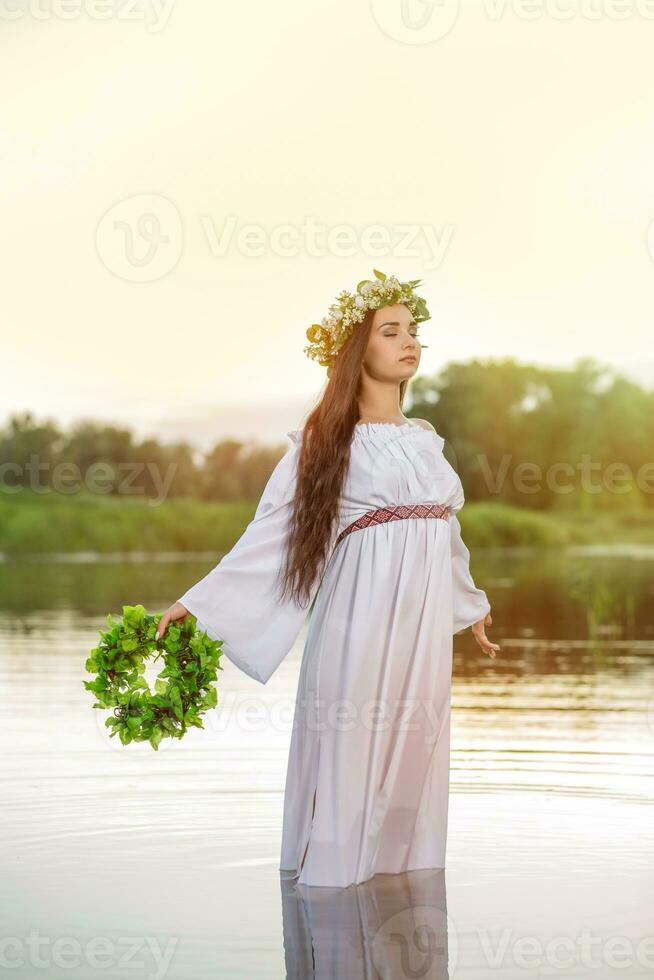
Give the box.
[2,0,654,448]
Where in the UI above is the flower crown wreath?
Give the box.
[304,269,431,377]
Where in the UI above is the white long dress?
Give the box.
[177,421,491,888]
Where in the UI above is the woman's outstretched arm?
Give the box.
[158,436,318,685]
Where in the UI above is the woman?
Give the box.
[156,270,500,889]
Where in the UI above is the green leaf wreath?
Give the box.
[83,603,223,750]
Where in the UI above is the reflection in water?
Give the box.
[281,868,449,980]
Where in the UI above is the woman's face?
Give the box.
[363,303,421,380]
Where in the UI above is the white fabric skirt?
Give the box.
[279,512,454,888]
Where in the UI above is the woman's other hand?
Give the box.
[472,611,500,659]
[155,601,191,641]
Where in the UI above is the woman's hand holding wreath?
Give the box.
[83,603,223,750]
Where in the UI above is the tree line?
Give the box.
[3,356,652,511]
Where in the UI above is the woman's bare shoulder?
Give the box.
[410,418,436,432]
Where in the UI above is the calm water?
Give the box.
[1,547,653,979]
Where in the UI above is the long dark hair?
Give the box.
[278,308,410,607]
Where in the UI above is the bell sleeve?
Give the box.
[176,432,316,685]
[448,508,491,635]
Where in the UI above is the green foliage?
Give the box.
[83,603,223,751]
[0,410,284,503]
[567,563,623,641]
[458,501,569,547]
[3,356,654,551]
[409,356,654,512]
[0,490,256,555]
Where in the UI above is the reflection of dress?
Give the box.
[280,867,450,979]
[178,421,491,888]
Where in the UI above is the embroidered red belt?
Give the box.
[334,502,451,549]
